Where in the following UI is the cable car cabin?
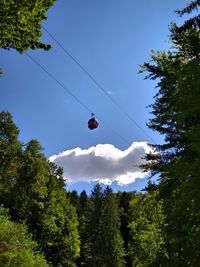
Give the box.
[88,115,99,130]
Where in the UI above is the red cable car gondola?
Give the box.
[88,113,99,130]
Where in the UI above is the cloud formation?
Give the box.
[49,142,152,186]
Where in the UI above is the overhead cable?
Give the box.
[25,52,146,158]
[42,26,155,144]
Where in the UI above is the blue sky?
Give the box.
[1,0,189,193]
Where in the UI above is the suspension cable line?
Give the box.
[42,26,155,144]
[25,52,147,158]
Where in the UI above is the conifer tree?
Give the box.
[117,191,135,266]
[0,111,22,206]
[100,186,126,267]
[0,111,80,266]
[76,190,89,267]
[84,185,125,267]
[141,1,200,265]
[84,184,104,267]
[69,190,80,210]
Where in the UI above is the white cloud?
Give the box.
[49,142,152,186]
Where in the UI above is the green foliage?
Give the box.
[83,184,104,267]
[71,190,89,267]
[175,0,200,32]
[128,193,165,267]
[0,0,57,53]
[0,111,80,267]
[13,141,80,267]
[83,185,125,267]
[0,112,22,205]
[117,191,136,266]
[0,206,48,267]
[41,182,80,267]
[11,139,50,223]
[140,1,200,265]
[100,187,126,267]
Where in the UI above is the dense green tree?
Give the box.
[76,190,90,267]
[117,191,135,266]
[78,190,89,216]
[84,184,104,267]
[0,111,80,267]
[69,190,80,210]
[0,0,57,53]
[128,192,165,267]
[141,1,200,265]
[21,159,80,267]
[10,139,49,225]
[43,196,80,267]
[83,185,125,267]
[0,206,48,267]
[14,141,80,267]
[0,111,22,205]
[100,186,126,267]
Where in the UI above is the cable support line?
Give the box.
[25,52,92,114]
[25,52,143,158]
[43,26,155,144]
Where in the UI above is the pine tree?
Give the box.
[0,111,22,206]
[117,191,135,266]
[76,190,89,266]
[84,184,104,267]
[141,1,200,265]
[175,0,200,32]
[84,185,125,267]
[100,186,126,267]
[69,190,80,210]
